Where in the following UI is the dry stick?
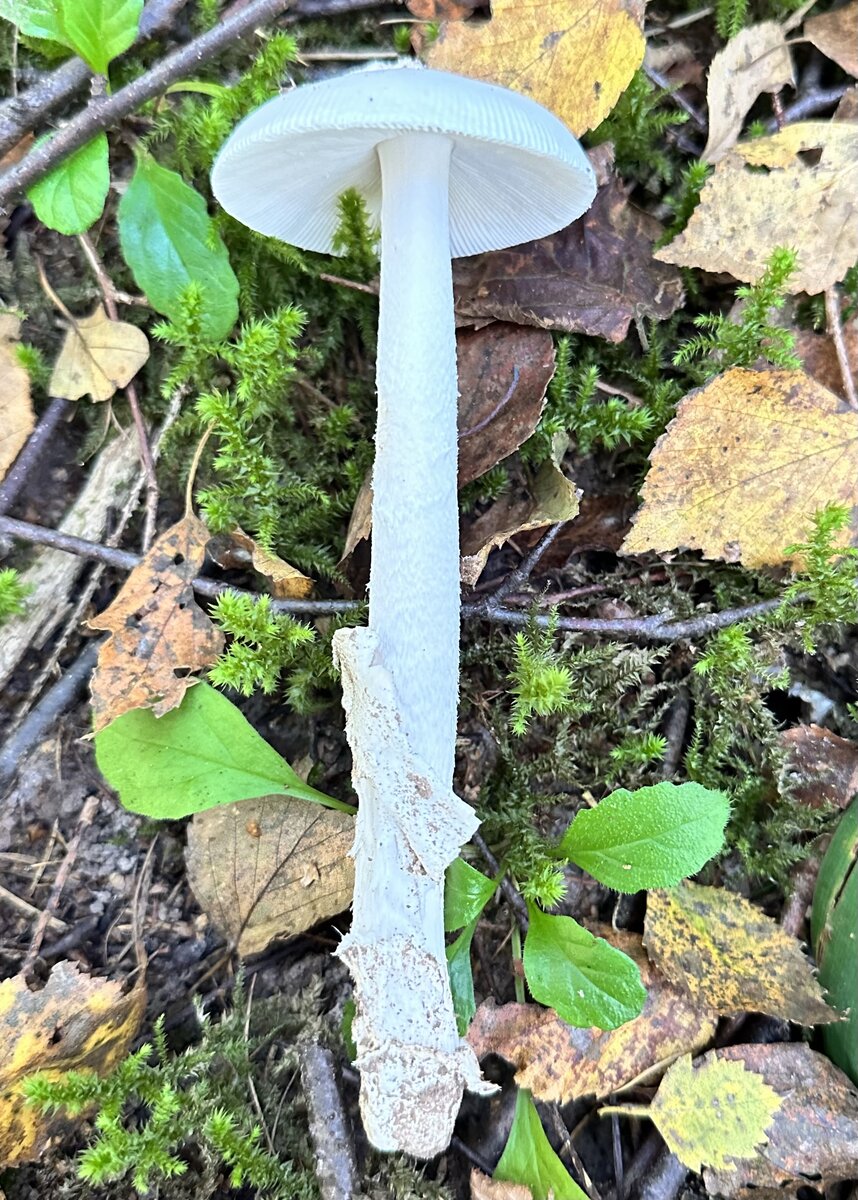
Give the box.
[78,232,159,548]
[471,830,529,930]
[825,287,858,410]
[0,397,70,516]
[21,793,100,976]
[764,84,848,131]
[0,0,293,210]
[299,1044,361,1200]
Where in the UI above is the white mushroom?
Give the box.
[212,63,596,1158]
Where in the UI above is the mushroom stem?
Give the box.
[370,131,459,779]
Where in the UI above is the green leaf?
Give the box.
[559,781,730,892]
[523,903,646,1029]
[495,1089,588,1200]
[0,0,63,41]
[27,133,109,235]
[444,857,496,931]
[94,683,353,819]
[57,0,142,73]
[446,920,478,1035]
[812,800,858,1083]
[118,153,239,341]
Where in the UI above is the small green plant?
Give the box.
[590,69,689,185]
[209,591,315,695]
[508,617,578,735]
[0,567,30,624]
[781,504,858,652]
[22,984,316,1198]
[673,247,801,377]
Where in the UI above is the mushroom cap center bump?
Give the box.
[211,64,596,259]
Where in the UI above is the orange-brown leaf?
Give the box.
[0,314,34,484]
[89,514,224,731]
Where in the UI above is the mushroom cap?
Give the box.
[211,64,596,258]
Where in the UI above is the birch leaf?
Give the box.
[49,304,149,402]
[702,23,794,163]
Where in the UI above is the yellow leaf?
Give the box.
[88,514,224,732]
[702,23,794,163]
[425,0,645,136]
[49,303,150,402]
[0,314,35,483]
[621,368,858,569]
[645,1054,782,1173]
[656,121,858,294]
[185,794,354,957]
[0,963,145,1166]
[643,882,840,1025]
[232,528,314,600]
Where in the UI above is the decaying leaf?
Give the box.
[795,317,858,402]
[641,1053,782,1173]
[781,724,858,811]
[48,304,150,403]
[643,881,839,1024]
[185,794,354,957]
[702,23,794,163]
[656,121,858,295]
[702,1044,858,1196]
[467,933,717,1103]
[0,963,145,1166]
[0,313,34,483]
[621,368,858,569]
[425,0,645,136]
[406,0,477,18]
[471,1172,534,1200]
[89,514,224,732]
[454,175,684,344]
[804,1,858,79]
[460,448,580,586]
[208,528,313,599]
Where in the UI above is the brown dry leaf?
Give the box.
[804,1,858,78]
[426,0,645,136]
[795,317,858,402]
[781,724,858,811]
[407,0,477,18]
[471,1171,534,1199]
[49,304,149,403]
[702,23,794,163]
[701,1044,858,1196]
[185,794,354,957]
[89,514,224,732]
[460,446,580,585]
[455,174,684,343]
[656,121,858,294]
[0,314,34,484]
[621,368,858,569]
[219,528,314,600]
[643,881,839,1024]
[0,963,145,1166]
[467,932,716,1103]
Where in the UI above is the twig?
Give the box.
[0,640,101,792]
[299,1044,360,1200]
[764,84,847,131]
[548,1105,602,1200]
[637,1149,688,1200]
[780,851,824,939]
[319,272,379,296]
[78,232,159,548]
[0,882,67,929]
[825,287,857,410]
[489,522,565,608]
[0,397,71,517]
[0,0,190,161]
[471,830,529,930]
[0,0,294,211]
[643,64,706,131]
[22,793,100,975]
[660,689,690,779]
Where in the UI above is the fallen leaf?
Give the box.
[701,1044,858,1196]
[460,448,580,586]
[89,514,224,732]
[454,174,684,343]
[471,1171,534,1200]
[795,317,858,402]
[804,1,858,78]
[48,304,150,402]
[780,724,858,810]
[0,314,34,483]
[643,881,839,1024]
[0,132,34,173]
[621,368,858,569]
[702,23,794,163]
[656,121,858,294]
[186,793,354,957]
[0,964,145,1166]
[426,0,645,136]
[467,933,717,1103]
[640,1053,782,1173]
[812,800,858,1086]
[210,528,314,600]
[407,0,477,18]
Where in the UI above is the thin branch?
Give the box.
[299,1045,360,1200]
[0,0,293,211]
[764,84,847,131]
[490,521,564,607]
[471,830,529,930]
[0,397,71,516]
[825,286,858,410]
